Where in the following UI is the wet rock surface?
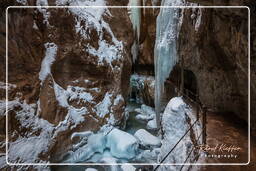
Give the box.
[178,2,255,131]
[0,0,134,165]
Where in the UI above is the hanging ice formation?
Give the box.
[154,0,182,128]
[128,0,141,63]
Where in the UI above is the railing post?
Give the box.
[196,95,199,120]
[202,106,207,145]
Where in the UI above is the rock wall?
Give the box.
[178,0,256,131]
[0,0,133,164]
[133,0,160,75]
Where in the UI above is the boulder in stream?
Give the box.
[134,129,161,148]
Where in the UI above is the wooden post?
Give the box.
[202,107,207,145]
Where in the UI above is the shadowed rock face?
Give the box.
[178,0,256,131]
[0,0,134,163]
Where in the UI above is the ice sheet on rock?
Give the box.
[39,42,58,82]
[134,129,161,148]
[95,92,112,118]
[154,0,183,126]
[106,128,139,160]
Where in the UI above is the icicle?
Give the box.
[128,0,142,63]
[131,41,139,63]
[129,0,141,42]
[154,0,182,128]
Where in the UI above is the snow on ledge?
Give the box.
[39,42,58,82]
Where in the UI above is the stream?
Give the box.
[52,100,159,171]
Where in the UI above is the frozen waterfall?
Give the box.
[128,0,141,41]
[154,0,182,128]
[128,0,141,63]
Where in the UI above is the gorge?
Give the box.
[0,0,255,171]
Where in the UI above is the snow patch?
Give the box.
[134,129,161,148]
[39,42,58,82]
[67,86,94,104]
[56,0,123,69]
[36,0,51,25]
[16,0,27,5]
[95,92,112,118]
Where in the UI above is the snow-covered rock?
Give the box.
[135,113,154,121]
[158,97,201,170]
[134,129,161,148]
[135,104,156,122]
[141,104,155,116]
[65,127,139,162]
[138,148,161,162]
[146,118,157,130]
[106,128,139,159]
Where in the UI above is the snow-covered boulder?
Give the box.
[141,104,155,116]
[106,128,139,159]
[135,113,154,121]
[134,129,161,148]
[169,97,187,112]
[146,118,157,130]
[158,97,201,169]
[135,104,156,122]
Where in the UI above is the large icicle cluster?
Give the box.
[128,0,141,41]
[154,0,183,127]
[128,0,142,63]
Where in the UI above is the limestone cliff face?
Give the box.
[177,0,256,131]
[0,0,133,163]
